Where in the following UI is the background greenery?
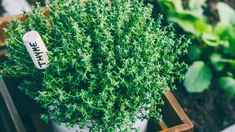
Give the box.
[146,0,235,131]
[155,0,235,98]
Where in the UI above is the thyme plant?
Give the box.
[1,0,188,131]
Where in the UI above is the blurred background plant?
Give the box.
[157,0,235,98]
[146,0,235,131]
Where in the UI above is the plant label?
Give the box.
[23,31,49,69]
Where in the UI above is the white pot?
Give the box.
[51,121,92,132]
[52,119,148,132]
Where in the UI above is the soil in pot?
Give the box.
[174,0,235,131]
[51,119,148,132]
[174,86,235,132]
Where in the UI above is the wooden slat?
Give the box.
[0,77,26,132]
[0,14,24,46]
[159,120,168,130]
[160,91,194,132]
[0,94,17,132]
[0,8,49,47]
[0,49,7,56]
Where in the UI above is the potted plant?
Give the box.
[0,0,189,131]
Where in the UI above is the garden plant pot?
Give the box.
[0,76,193,132]
[50,103,149,132]
[51,121,92,132]
[51,118,148,132]
[0,9,194,132]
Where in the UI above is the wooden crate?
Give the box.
[0,13,193,132]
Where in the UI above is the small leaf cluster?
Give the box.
[1,0,188,131]
[157,0,235,98]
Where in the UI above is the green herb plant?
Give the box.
[0,0,188,131]
[157,0,235,98]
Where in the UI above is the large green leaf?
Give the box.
[201,33,220,47]
[169,14,212,36]
[158,0,177,14]
[184,61,212,93]
[220,59,235,69]
[188,44,201,61]
[214,23,235,56]
[219,77,235,98]
[214,23,231,38]
[209,53,225,71]
[228,37,235,56]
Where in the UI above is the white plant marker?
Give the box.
[23,31,49,69]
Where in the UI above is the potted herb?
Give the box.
[0,0,189,131]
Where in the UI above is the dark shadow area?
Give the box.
[0,0,5,16]
[147,94,183,131]
[1,77,52,132]
[0,94,17,132]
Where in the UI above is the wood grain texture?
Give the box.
[0,14,24,46]
[159,91,194,132]
[0,78,26,132]
[0,94,17,132]
[0,8,49,47]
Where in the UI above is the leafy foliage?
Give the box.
[157,0,235,98]
[0,0,188,131]
[219,77,235,98]
[184,61,212,92]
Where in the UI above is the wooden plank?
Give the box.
[0,14,25,46]
[160,91,194,132]
[0,49,7,56]
[159,120,168,129]
[0,94,17,132]
[0,8,50,47]
[0,77,26,132]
